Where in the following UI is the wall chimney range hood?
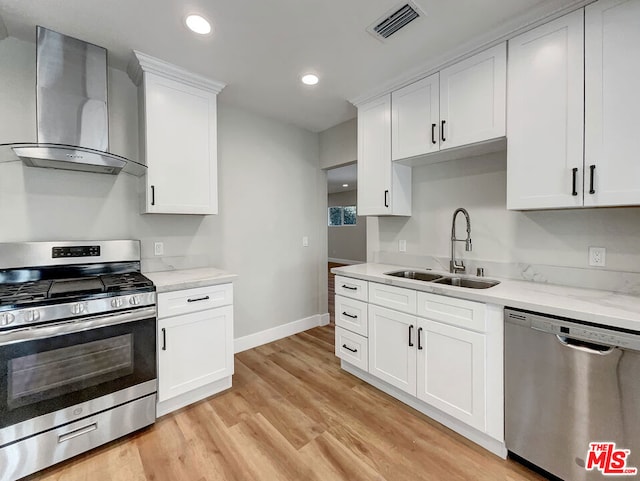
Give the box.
[8,27,145,176]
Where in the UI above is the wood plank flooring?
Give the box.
[25,325,545,481]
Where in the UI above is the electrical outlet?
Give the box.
[302,236,309,247]
[399,240,407,252]
[589,247,606,267]
[154,242,164,256]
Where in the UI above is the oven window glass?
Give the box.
[8,334,134,410]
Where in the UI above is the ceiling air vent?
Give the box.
[367,2,425,41]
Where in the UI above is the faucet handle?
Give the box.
[476,267,485,277]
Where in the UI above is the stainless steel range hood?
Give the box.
[9,27,145,176]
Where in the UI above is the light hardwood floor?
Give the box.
[25,325,545,481]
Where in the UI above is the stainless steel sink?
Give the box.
[384,270,500,289]
[385,270,444,282]
[433,277,500,289]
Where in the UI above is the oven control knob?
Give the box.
[111,298,124,308]
[23,309,40,323]
[129,295,141,306]
[0,312,15,326]
[71,303,86,315]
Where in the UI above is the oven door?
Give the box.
[0,307,156,444]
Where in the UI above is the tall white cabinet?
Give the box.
[507,10,585,210]
[584,0,640,207]
[508,0,640,210]
[129,51,225,215]
[357,95,411,216]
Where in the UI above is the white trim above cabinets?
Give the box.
[128,51,225,215]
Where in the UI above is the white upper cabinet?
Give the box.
[439,43,507,150]
[129,51,225,215]
[357,95,412,216]
[585,0,640,207]
[508,0,640,210]
[389,44,506,163]
[391,74,440,160]
[507,10,585,210]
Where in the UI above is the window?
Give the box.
[328,206,357,226]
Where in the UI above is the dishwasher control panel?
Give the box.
[505,308,640,351]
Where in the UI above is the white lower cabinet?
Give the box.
[335,277,504,457]
[335,326,368,371]
[368,305,417,395]
[157,283,234,416]
[416,318,485,431]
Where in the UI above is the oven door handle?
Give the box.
[0,307,156,346]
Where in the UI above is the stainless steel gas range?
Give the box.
[0,240,157,481]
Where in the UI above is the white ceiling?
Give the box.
[327,164,357,194]
[0,0,580,132]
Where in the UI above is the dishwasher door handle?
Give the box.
[556,335,615,355]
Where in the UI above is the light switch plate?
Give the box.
[302,236,309,247]
[399,240,407,252]
[154,242,164,256]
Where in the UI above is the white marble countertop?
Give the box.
[144,267,237,293]
[333,263,640,331]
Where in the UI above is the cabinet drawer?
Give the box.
[416,292,486,332]
[158,283,233,319]
[335,295,368,337]
[368,282,417,314]
[335,276,368,301]
[335,327,368,371]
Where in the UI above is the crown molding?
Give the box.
[127,50,226,94]
[350,0,594,106]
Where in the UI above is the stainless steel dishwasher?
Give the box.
[505,308,640,481]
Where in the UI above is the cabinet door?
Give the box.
[391,74,440,160]
[585,0,640,207]
[439,43,506,149]
[416,318,486,431]
[368,305,417,395]
[358,96,391,216]
[158,305,233,402]
[357,96,412,216]
[143,72,218,214]
[507,10,584,210]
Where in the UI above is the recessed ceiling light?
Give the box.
[301,74,319,86]
[342,184,349,188]
[185,14,212,35]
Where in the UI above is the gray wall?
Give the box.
[0,36,328,339]
[328,190,366,263]
[319,118,356,170]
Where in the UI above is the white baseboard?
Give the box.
[156,376,232,418]
[328,257,364,265]
[234,313,330,353]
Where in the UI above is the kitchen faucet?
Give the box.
[450,208,472,274]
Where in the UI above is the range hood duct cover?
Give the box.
[9,27,145,176]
